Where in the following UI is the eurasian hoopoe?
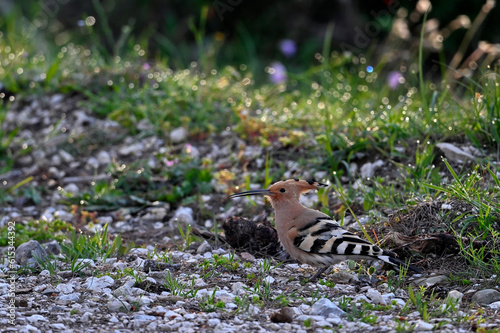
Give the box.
[230,179,421,281]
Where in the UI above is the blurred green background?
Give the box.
[1,0,498,82]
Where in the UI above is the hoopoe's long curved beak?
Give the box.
[229,189,272,198]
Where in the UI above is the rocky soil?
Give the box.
[1,94,500,332]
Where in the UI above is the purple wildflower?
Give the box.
[142,63,150,70]
[387,71,403,90]
[279,39,297,58]
[164,158,178,167]
[269,62,287,84]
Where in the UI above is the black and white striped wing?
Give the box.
[291,217,422,273]
[293,217,383,257]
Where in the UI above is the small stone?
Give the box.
[240,252,255,262]
[134,314,157,321]
[231,282,246,294]
[55,282,74,294]
[394,146,406,153]
[441,203,453,210]
[43,240,61,255]
[170,206,194,225]
[54,210,73,221]
[164,310,182,319]
[170,127,188,143]
[83,275,114,292]
[57,293,81,303]
[204,219,213,228]
[63,183,79,195]
[81,312,92,322]
[411,275,447,287]
[270,307,294,323]
[330,271,358,284]
[414,320,434,331]
[16,240,48,267]
[263,276,275,284]
[315,320,332,328]
[207,318,221,326]
[381,293,395,303]
[108,299,131,312]
[436,142,475,163]
[24,324,40,332]
[310,298,345,317]
[146,322,158,331]
[26,314,47,323]
[51,94,64,105]
[48,166,63,178]
[59,150,74,163]
[447,290,464,305]
[225,302,237,309]
[326,315,342,325]
[97,216,113,225]
[118,142,144,157]
[197,241,212,254]
[97,151,111,165]
[215,290,236,303]
[366,288,386,305]
[391,298,406,307]
[471,289,500,305]
[489,301,500,309]
[143,207,169,222]
[86,157,99,170]
[50,323,66,330]
[112,280,135,297]
[360,159,384,178]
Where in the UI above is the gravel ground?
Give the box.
[1,94,500,332]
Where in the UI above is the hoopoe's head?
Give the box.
[229,179,328,207]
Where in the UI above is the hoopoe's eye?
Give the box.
[280,188,286,193]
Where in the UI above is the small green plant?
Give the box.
[386,263,410,292]
[34,254,59,276]
[339,296,351,312]
[402,285,435,322]
[395,318,415,332]
[447,273,472,286]
[318,279,336,288]
[259,257,280,274]
[163,271,198,298]
[60,223,124,261]
[303,317,312,328]
[200,253,240,272]
[275,294,291,307]
[177,223,197,250]
[69,257,92,274]
[234,293,251,314]
[247,279,273,302]
[199,287,224,312]
[122,267,146,284]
